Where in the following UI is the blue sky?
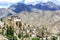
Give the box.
[0,0,60,8]
[0,0,23,8]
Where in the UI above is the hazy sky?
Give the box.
[0,0,60,8]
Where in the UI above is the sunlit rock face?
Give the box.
[0,8,17,18]
[0,35,8,40]
[15,10,60,34]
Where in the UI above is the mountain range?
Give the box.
[9,1,60,13]
[0,1,60,18]
[0,1,60,32]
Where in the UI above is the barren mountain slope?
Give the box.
[16,10,60,33]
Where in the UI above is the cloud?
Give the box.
[0,0,22,3]
[52,0,60,5]
[24,0,40,5]
[0,0,24,8]
[0,6,9,8]
[23,0,60,5]
[41,0,51,2]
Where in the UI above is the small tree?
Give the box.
[32,37,40,40]
[13,36,18,40]
[0,18,3,21]
[51,36,57,40]
[46,36,48,40]
[6,26,18,40]
[6,26,14,36]
[18,32,22,38]
[7,35,18,40]
[24,33,29,38]
[41,31,44,40]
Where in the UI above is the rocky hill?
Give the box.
[14,10,60,34]
[0,8,16,18]
[0,1,60,35]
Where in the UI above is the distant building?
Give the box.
[11,15,21,21]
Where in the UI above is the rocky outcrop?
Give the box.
[17,10,60,35]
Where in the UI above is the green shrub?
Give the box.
[0,32,2,34]
[13,36,18,40]
[5,26,17,40]
[18,33,22,38]
[7,35,13,40]
[24,33,29,38]
[7,35,18,40]
[6,26,14,36]
[51,36,57,40]
[32,38,40,40]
